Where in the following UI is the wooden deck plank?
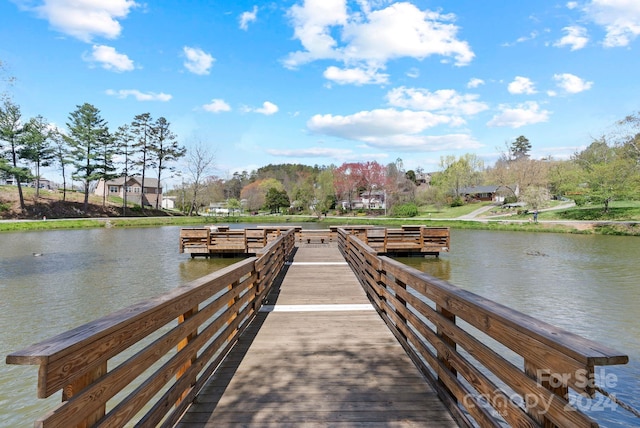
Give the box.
[176,245,457,427]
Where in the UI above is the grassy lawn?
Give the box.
[542,201,640,221]
[417,201,493,218]
[495,200,640,222]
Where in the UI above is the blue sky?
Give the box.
[2,0,640,187]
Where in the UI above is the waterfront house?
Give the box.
[95,176,162,208]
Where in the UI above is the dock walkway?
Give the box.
[176,244,458,427]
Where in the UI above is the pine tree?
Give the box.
[20,115,55,198]
[0,98,29,212]
[65,103,109,213]
[131,113,153,209]
[151,117,186,209]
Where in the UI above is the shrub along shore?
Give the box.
[1,213,638,236]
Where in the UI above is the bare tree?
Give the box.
[186,144,215,216]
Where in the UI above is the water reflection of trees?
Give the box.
[394,256,451,281]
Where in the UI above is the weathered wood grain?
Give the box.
[176,246,457,427]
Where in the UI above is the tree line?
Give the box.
[0,98,186,214]
[2,52,638,218]
[175,117,640,217]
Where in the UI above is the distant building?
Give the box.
[162,196,177,210]
[459,185,518,202]
[95,176,162,208]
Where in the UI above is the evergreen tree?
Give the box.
[265,187,290,213]
[20,115,55,198]
[510,135,532,160]
[95,128,117,207]
[114,124,135,215]
[0,98,29,212]
[131,113,153,208]
[151,117,186,209]
[65,103,109,213]
[51,130,70,201]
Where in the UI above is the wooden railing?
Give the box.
[6,229,296,428]
[179,226,299,255]
[337,228,628,428]
[180,226,450,256]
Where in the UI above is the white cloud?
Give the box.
[323,65,388,85]
[386,87,488,116]
[284,1,474,79]
[467,78,485,88]
[239,6,258,30]
[244,101,279,115]
[33,0,137,42]
[306,108,481,151]
[502,31,539,47]
[84,45,134,72]
[183,47,215,75]
[203,99,231,113]
[554,26,589,50]
[508,76,537,95]
[266,147,354,158]
[406,67,420,78]
[553,73,593,93]
[105,89,172,101]
[584,0,640,47]
[487,102,550,128]
[567,2,579,10]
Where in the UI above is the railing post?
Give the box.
[176,306,199,404]
[437,304,457,401]
[524,359,567,428]
[394,278,408,342]
[62,362,107,428]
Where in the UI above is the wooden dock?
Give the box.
[179,225,450,257]
[175,244,458,427]
[7,227,629,428]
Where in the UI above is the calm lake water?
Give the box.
[1,226,638,427]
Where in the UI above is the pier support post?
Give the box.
[436,305,457,401]
[62,362,107,428]
[524,359,567,428]
[176,306,199,404]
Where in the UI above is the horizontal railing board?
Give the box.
[379,256,628,367]
[337,228,628,428]
[7,258,257,398]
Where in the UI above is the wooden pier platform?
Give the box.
[175,244,458,427]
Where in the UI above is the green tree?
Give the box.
[547,160,583,200]
[50,130,70,201]
[312,168,336,218]
[572,138,637,212]
[227,197,242,214]
[0,98,29,212]
[511,135,531,160]
[131,113,154,208]
[114,124,135,214]
[521,186,549,211]
[434,153,484,200]
[95,129,117,207]
[265,187,290,213]
[65,103,109,213]
[20,115,55,198]
[151,117,186,209]
[224,171,249,199]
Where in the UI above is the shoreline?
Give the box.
[1,215,639,236]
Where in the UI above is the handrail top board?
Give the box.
[378,254,627,367]
[6,258,257,366]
